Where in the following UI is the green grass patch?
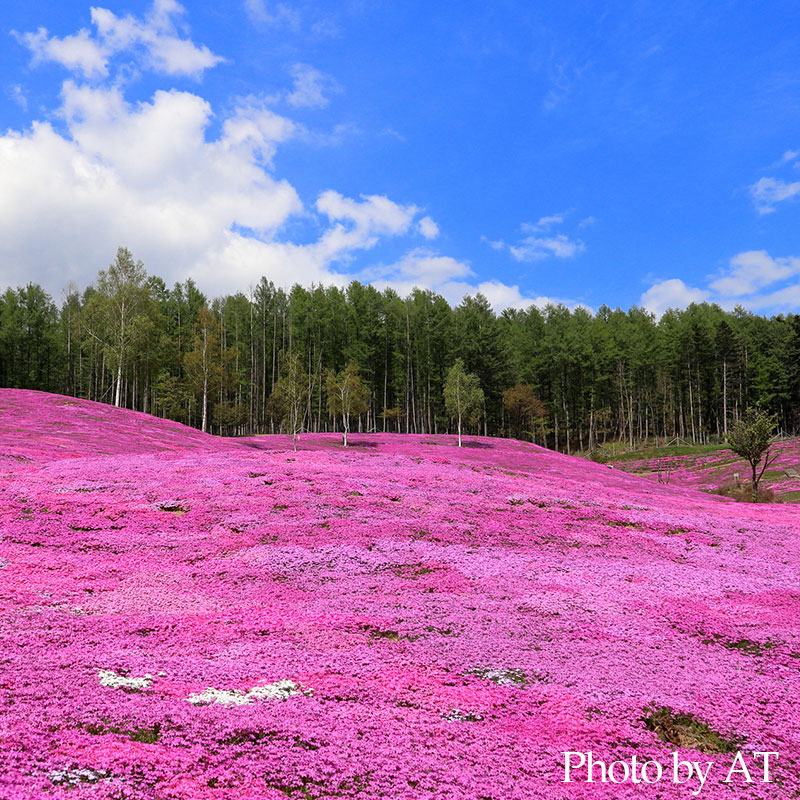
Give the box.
[606,443,725,463]
[86,721,161,743]
[642,707,739,754]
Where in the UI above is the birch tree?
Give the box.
[326,362,369,446]
[91,248,148,407]
[270,351,308,451]
[444,358,484,447]
[184,307,222,433]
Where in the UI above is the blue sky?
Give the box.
[3,0,800,315]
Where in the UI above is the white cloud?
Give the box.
[750,176,800,214]
[0,82,305,294]
[740,283,800,310]
[509,233,585,262]
[317,191,417,240]
[417,216,439,239]
[523,213,566,232]
[709,250,800,296]
[380,127,406,142]
[286,63,338,109]
[488,212,586,263]
[640,279,710,317]
[19,27,109,78]
[6,1,578,312]
[360,249,584,312]
[641,249,800,316]
[765,149,800,169]
[0,80,440,298]
[471,281,587,313]
[18,0,223,80]
[244,0,270,23]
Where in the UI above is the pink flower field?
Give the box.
[615,440,800,501]
[1,389,799,799]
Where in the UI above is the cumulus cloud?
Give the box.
[0,83,305,294]
[360,250,584,312]
[417,216,439,239]
[19,27,109,78]
[641,250,800,316]
[709,250,800,296]
[487,212,586,263]
[0,78,439,297]
[640,279,710,317]
[17,0,223,79]
[4,1,576,311]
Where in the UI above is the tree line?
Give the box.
[2,246,800,452]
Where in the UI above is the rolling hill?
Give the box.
[1,390,798,799]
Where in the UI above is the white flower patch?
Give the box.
[442,708,483,722]
[187,678,302,706]
[0,558,6,570]
[50,767,111,786]
[98,669,153,691]
[247,679,303,701]
[469,666,529,687]
[187,687,251,706]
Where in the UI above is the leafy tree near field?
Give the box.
[727,406,778,502]
[0,284,60,391]
[444,359,484,447]
[503,384,546,441]
[184,307,224,434]
[269,351,308,451]
[89,247,149,408]
[8,250,800,451]
[326,362,369,447]
[454,293,508,434]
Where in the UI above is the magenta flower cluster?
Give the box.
[1,389,799,798]
[619,439,800,499]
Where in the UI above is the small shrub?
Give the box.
[713,483,777,503]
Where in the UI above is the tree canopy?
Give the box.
[2,253,800,452]
[727,406,778,502]
[444,359,484,447]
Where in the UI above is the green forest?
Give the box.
[3,247,800,453]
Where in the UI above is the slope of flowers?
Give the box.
[616,438,800,500]
[2,390,800,798]
[0,389,239,463]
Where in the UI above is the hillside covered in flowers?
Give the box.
[1,389,799,799]
[614,438,800,502]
